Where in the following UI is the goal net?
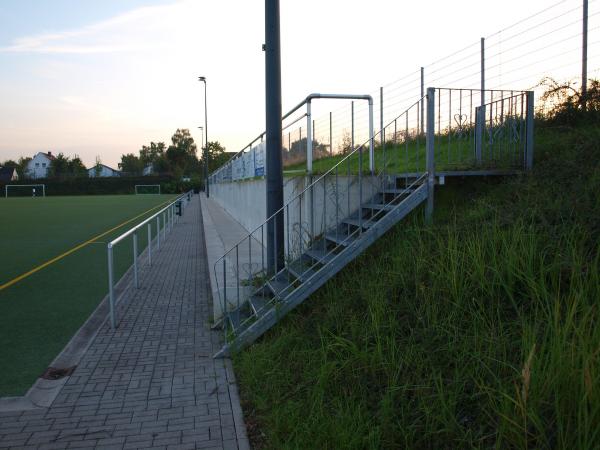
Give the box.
[5,184,46,197]
[135,184,161,195]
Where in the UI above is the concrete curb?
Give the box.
[0,234,153,413]
[199,195,251,450]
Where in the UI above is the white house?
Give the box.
[26,152,55,179]
[88,164,121,178]
[0,167,19,183]
[142,164,154,176]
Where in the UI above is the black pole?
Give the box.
[204,80,209,197]
[265,0,284,273]
[582,0,588,110]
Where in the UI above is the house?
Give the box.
[143,164,154,176]
[88,164,121,178]
[26,152,55,178]
[0,167,19,183]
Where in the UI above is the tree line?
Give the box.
[1,128,231,180]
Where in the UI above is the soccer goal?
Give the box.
[5,184,46,198]
[135,184,161,195]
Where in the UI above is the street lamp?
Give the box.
[198,76,209,197]
[198,126,204,152]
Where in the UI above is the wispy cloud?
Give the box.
[0,1,186,54]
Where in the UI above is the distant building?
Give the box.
[143,164,154,176]
[0,166,19,183]
[88,164,121,178]
[26,152,55,179]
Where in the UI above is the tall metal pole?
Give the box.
[480,38,485,108]
[265,0,284,273]
[420,67,425,135]
[582,0,589,110]
[329,111,333,156]
[199,77,209,198]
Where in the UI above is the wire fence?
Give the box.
[211,0,597,181]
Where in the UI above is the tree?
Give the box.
[48,153,70,179]
[69,155,88,178]
[166,129,198,175]
[17,157,32,179]
[94,156,102,177]
[119,153,143,175]
[140,142,167,168]
[202,141,228,172]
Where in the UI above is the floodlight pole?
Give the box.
[199,77,209,197]
[265,0,284,273]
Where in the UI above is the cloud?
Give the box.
[0,1,190,54]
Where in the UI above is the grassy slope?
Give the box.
[234,123,600,449]
[0,194,176,395]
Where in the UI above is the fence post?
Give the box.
[147,223,152,266]
[420,67,425,135]
[329,111,333,156]
[307,100,313,174]
[526,91,535,170]
[107,244,116,329]
[380,86,384,144]
[133,231,139,289]
[368,98,374,174]
[426,87,435,222]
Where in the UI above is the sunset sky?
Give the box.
[0,0,590,168]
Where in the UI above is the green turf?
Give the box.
[233,122,600,448]
[0,194,177,396]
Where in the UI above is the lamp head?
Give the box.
[198,76,206,82]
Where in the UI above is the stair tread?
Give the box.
[381,188,415,194]
[343,217,377,229]
[266,277,293,298]
[288,264,317,282]
[325,232,357,246]
[361,202,393,211]
[305,248,337,265]
[249,295,269,317]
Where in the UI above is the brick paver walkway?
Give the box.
[0,196,249,450]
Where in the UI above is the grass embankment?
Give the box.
[0,194,176,396]
[234,121,600,448]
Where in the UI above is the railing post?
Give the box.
[426,87,436,222]
[420,67,425,135]
[133,231,139,289]
[156,216,160,250]
[107,244,116,329]
[368,98,374,174]
[526,91,535,170]
[307,100,313,174]
[147,223,152,266]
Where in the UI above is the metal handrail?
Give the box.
[209,92,375,181]
[107,190,194,328]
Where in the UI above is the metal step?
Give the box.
[227,309,248,330]
[249,295,269,317]
[266,276,293,298]
[325,232,357,246]
[305,248,337,265]
[288,262,318,282]
[381,188,415,195]
[343,217,377,229]
[361,202,393,211]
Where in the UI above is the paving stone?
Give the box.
[0,198,247,449]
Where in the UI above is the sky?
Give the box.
[0,0,587,168]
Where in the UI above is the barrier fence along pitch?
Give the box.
[106,191,194,329]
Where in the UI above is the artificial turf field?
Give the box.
[0,194,177,396]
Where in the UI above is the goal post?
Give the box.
[135,184,161,195]
[5,184,46,198]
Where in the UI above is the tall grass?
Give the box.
[234,120,600,448]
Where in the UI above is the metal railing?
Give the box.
[212,88,534,339]
[106,190,194,328]
[209,93,374,185]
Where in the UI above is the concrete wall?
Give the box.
[210,174,380,257]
